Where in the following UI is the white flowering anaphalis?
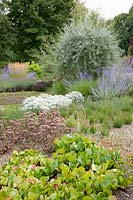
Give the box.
[22,91,84,112]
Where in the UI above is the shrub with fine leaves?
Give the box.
[55,13,120,79]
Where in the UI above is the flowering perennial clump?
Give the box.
[65,91,84,102]
[22,91,84,112]
[92,63,133,99]
[0,111,73,155]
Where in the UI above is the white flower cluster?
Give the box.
[65,91,84,103]
[22,91,84,112]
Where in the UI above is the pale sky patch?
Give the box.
[81,0,133,19]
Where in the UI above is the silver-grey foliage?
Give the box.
[55,13,120,79]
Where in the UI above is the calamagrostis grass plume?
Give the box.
[8,62,28,78]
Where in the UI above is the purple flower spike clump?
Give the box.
[79,71,92,80]
[26,72,36,79]
[3,66,9,74]
[0,66,9,80]
[92,61,133,99]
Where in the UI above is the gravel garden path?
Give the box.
[91,123,133,159]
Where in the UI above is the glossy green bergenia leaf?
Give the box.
[0,134,130,199]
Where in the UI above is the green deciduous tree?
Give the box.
[0,14,16,67]
[0,0,75,63]
[71,0,88,23]
[112,5,133,55]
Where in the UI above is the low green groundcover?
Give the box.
[0,134,131,200]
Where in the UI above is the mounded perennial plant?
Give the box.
[0,111,73,155]
[92,62,133,99]
[22,91,84,112]
[0,134,131,200]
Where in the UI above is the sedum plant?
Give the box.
[0,134,131,200]
[0,111,73,155]
[55,12,120,79]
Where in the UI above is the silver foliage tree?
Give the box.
[55,12,121,79]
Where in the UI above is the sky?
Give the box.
[81,0,133,19]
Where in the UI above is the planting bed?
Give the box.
[0,122,132,199]
[0,91,132,199]
[0,134,131,199]
[0,92,42,106]
[0,111,73,155]
[0,80,53,93]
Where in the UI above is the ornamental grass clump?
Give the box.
[22,91,84,112]
[0,111,73,155]
[8,62,28,78]
[0,134,131,200]
[0,63,38,92]
[68,80,97,97]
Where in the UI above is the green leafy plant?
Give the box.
[69,80,97,97]
[89,125,96,134]
[50,80,67,95]
[122,112,132,125]
[65,114,77,128]
[113,115,124,128]
[111,5,133,55]
[100,124,110,136]
[1,0,75,62]
[0,78,37,92]
[0,104,24,121]
[60,97,133,135]
[113,112,132,128]
[27,61,43,78]
[0,134,131,199]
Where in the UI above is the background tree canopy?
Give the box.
[112,5,133,55]
[71,0,88,23]
[0,0,75,65]
[0,14,15,67]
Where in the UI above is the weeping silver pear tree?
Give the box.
[55,12,121,79]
